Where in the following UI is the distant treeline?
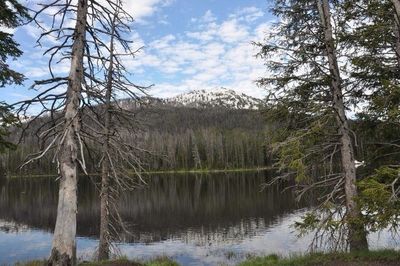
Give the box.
[0,105,268,175]
[2,103,399,177]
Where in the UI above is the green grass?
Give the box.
[79,258,141,266]
[16,250,400,266]
[15,257,179,266]
[79,256,179,266]
[239,249,400,266]
[15,261,45,266]
[144,257,179,266]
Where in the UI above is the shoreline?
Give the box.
[5,167,271,179]
[19,249,400,266]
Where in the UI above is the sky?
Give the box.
[1,0,274,104]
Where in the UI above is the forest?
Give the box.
[1,104,267,174]
[1,0,400,265]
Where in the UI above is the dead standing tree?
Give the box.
[14,0,144,264]
[88,3,149,260]
[32,0,89,264]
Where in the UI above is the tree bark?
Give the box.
[98,12,117,261]
[48,0,88,265]
[317,0,368,251]
[98,157,111,260]
[391,0,400,67]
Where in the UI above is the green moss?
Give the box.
[239,250,400,266]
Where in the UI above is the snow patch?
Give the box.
[165,87,262,110]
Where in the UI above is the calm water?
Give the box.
[0,172,398,265]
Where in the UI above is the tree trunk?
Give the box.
[48,0,88,265]
[391,0,400,67]
[317,0,368,251]
[98,12,117,260]
[98,158,111,260]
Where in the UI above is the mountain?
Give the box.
[117,88,263,110]
[3,88,267,174]
[164,88,263,110]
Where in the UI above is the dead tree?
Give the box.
[40,0,88,264]
[88,4,148,260]
[13,0,145,264]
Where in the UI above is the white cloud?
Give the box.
[15,4,270,100]
[128,7,271,99]
[198,10,217,24]
[219,19,249,43]
[123,0,174,22]
[233,6,265,23]
[25,66,49,78]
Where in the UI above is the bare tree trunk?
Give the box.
[98,157,111,260]
[49,0,88,265]
[392,0,400,67]
[98,12,117,261]
[317,0,368,251]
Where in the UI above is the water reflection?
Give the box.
[1,172,395,265]
[0,172,300,242]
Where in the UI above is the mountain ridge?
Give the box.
[164,88,262,110]
[134,88,263,110]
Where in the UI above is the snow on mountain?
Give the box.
[164,88,263,110]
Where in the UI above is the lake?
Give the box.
[0,171,398,265]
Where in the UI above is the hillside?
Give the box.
[1,89,268,174]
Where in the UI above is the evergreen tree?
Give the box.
[0,102,17,153]
[0,0,29,152]
[345,0,400,121]
[256,0,368,251]
[344,0,400,235]
[0,0,30,86]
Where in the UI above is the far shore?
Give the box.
[5,166,272,179]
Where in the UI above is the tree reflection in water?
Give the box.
[0,171,304,245]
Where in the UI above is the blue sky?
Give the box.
[1,0,274,105]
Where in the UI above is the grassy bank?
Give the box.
[19,250,400,266]
[18,257,178,266]
[240,249,400,266]
[80,257,179,266]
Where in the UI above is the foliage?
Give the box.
[1,106,267,174]
[0,0,30,86]
[256,0,367,250]
[256,0,348,184]
[240,249,400,266]
[0,102,17,153]
[344,0,400,237]
[344,0,400,123]
[358,166,400,233]
[0,0,29,154]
